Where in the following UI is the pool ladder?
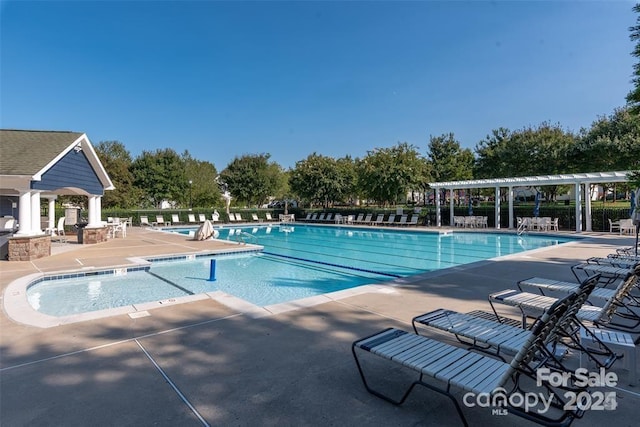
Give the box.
[235,232,258,245]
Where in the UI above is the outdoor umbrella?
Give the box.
[533,191,541,217]
[468,194,473,216]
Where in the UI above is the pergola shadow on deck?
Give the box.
[429,170,632,232]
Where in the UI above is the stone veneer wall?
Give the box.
[82,226,108,244]
[8,235,51,261]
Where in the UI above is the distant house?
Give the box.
[0,129,114,257]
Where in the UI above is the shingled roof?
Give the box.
[0,130,85,175]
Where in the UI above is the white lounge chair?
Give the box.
[620,219,635,235]
[252,213,261,222]
[199,213,207,222]
[384,214,396,226]
[188,214,197,224]
[407,214,419,226]
[140,216,151,227]
[265,212,276,222]
[154,215,168,227]
[53,216,66,242]
[171,214,182,224]
[228,213,237,222]
[370,214,384,226]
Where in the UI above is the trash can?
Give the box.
[74,222,88,243]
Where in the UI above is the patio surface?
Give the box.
[1,224,639,426]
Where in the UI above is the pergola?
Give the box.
[429,171,632,232]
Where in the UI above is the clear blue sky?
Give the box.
[0,1,635,171]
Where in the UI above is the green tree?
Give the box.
[427,133,474,182]
[627,3,640,114]
[357,142,425,206]
[289,153,351,207]
[219,154,282,207]
[182,151,221,209]
[131,148,185,208]
[94,140,140,208]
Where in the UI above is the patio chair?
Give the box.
[306,213,317,223]
[53,216,66,243]
[252,213,261,222]
[406,214,419,226]
[212,211,220,223]
[187,213,197,224]
[300,213,312,222]
[323,213,333,222]
[236,213,245,222]
[620,219,635,235]
[353,295,586,427]
[316,213,326,222]
[228,213,237,222]
[199,214,207,223]
[171,214,182,224]
[140,216,151,227]
[356,214,372,225]
[353,213,364,224]
[608,219,621,233]
[549,217,559,231]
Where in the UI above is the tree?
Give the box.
[182,151,221,209]
[357,142,426,206]
[427,133,474,182]
[627,3,640,114]
[289,153,351,208]
[219,154,282,207]
[94,140,140,208]
[131,148,185,208]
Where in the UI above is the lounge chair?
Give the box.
[306,213,317,223]
[236,213,245,222]
[384,214,396,226]
[228,213,237,222]
[300,213,312,222]
[323,213,334,223]
[140,216,151,227]
[153,215,168,227]
[199,214,207,223]
[414,275,619,370]
[353,295,585,427]
[251,213,261,222]
[356,214,371,225]
[489,271,640,332]
[353,213,364,224]
[316,213,326,222]
[171,214,182,224]
[394,214,407,226]
[371,214,384,226]
[407,214,419,226]
[212,212,220,223]
[188,214,197,224]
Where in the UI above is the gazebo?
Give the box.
[0,129,114,260]
[429,171,632,232]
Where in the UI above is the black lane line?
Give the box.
[146,271,195,295]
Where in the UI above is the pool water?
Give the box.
[27,225,574,316]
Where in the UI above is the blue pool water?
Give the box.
[27,225,575,316]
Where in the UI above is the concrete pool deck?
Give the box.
[1,224,639,426]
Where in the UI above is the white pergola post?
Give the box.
[15,191,32,236]
[449,189,455,226]
[495,186,501,229]
[435,188,441,227]
[30,191,42,235]
[575,182,583,232]
[585,184,592,232]
[508,186,514,229]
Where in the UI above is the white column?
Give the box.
[575,183,583,232]
[87,196,99,227]
[449,189,455,226]
[15,191,32,236]
[435,189,441,227]
[495,186,501,229]
[95,196,102,225]
[31,191,42,235]
[47,197,56,231]
[585,184,592,232]
[508,186,514,229]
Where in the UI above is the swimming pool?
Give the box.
[26,225,575,317]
